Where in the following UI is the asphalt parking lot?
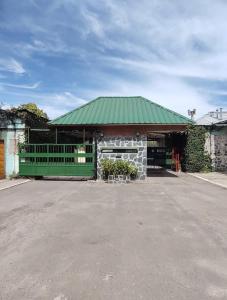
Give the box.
[0,174,227,300]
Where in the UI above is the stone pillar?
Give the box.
[97,135,147,180]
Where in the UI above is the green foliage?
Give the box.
[128,164,138,179]
[202,153,212,172]
[183,125,212,172]
[17,103,48,119]
[101,159,115,179]
[100,159,138,179]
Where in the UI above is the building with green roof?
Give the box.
[49,96,192,179]
[50,96,191,126]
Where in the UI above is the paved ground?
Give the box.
[189,172,227,189]
[0,175,227,300]
[0,178,31,191]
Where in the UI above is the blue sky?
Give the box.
[0,0,227,119]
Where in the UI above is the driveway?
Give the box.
[0,175,227,300]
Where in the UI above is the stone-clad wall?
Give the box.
[213,132,227,171]
[205,128,227,171]
[97,135,147,180]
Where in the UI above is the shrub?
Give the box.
[100,158,114,179]
[100,159,138,180]
[183,125,212,172]
[128,164,138,179]
[113,160,130,176]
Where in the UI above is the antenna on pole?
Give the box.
[188,109,196,120]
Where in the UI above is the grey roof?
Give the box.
[196,111,227,125]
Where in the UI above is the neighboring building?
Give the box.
[197,108,227,171]
[45,96,192,179]
[0,108,48,178]
[0,109,25,178]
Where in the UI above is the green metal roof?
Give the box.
[50,96,192,125]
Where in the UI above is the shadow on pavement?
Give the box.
[147,168,178,177]
[37,176,94,181]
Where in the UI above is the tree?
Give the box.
[17,103,48,119]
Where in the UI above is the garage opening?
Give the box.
[147,132,186,176]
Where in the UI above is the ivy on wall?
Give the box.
[0,108,55,143]
[183,125,212,172]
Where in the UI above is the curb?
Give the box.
[0,179,31,191]
[188,173,227,190]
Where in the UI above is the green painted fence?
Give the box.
[19,144,95,177]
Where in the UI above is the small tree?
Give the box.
[17,103,48,119]
[184,125,211,172]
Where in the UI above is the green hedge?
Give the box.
[183,125,212,172]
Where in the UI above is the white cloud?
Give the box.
[0,90,87,119]
[81,8,105,38]
[40,105,68,120]
[0,58,26,74]
[100,55,227,81]
[82,74,215,118]
[1,0,227,117]
[77,0,227,113]
[0,81,40,89]
[20,38,69,56]
[38,93,87,119]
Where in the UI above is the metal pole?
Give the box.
[27,127,30,144]
[83,128,85,144]
[55,128,58,144]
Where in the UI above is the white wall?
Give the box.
[0,119,25,178]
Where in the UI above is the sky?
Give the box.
[0,0,227,120]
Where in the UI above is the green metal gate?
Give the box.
[19,144,95,177]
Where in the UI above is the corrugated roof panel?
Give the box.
[50,96,192,125]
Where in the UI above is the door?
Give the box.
[0,140,5,179]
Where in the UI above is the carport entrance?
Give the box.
[147,132,186,173]
[147,134,172,169]
[19,143,95,177]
